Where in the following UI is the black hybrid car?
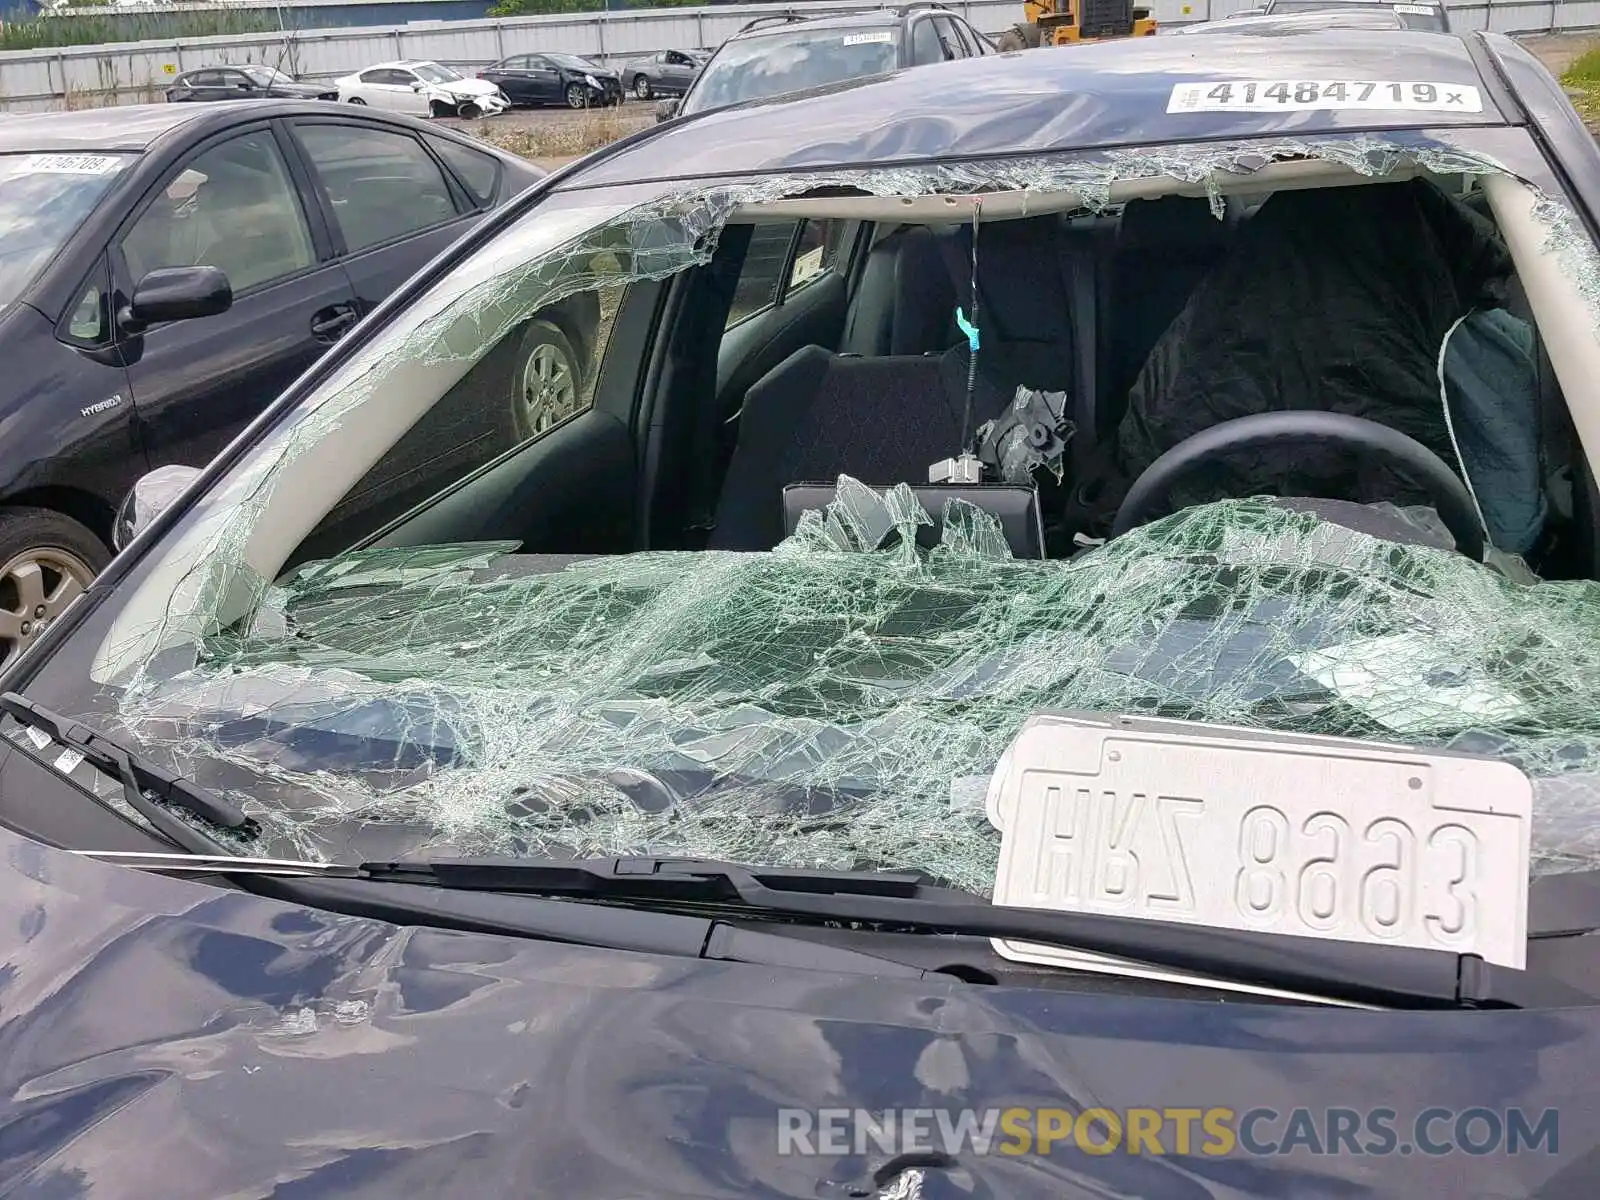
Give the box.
[9,27,1600,1197]
[165,64,339,103]
[0,101,597,668]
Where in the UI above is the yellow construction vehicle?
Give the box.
[994,0,1157,49]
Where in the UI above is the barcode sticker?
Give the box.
[24,726,51,750]
[842,31,893,44]
[1168,79,1482,114]
[17,153,126,175]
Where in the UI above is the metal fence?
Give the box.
[0,0,1595,111]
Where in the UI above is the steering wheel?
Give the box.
[1109,411,1485,561]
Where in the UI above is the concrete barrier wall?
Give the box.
[0,0,1591,111]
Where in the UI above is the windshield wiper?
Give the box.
[65,849,1588,1009]
[0,693,256,854]
[357,856,1589,1011]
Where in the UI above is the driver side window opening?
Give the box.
[273,162,1595,598]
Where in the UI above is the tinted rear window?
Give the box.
[683,27,899,114]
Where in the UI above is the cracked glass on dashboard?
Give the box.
[19,128,1600,892]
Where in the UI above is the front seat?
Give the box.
[839,225,961,357]
[709,344,992,551]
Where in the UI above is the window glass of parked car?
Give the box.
[424,134,502,207]
[726,218,844,327]
[412,62,464,84]
[121,133,316,295]
[242,66,295,86]
[911,18,946,63]
[295,125,459,253]
[686,29,900,113]
[0,151,134,304]
[933,15,972,55]
[1268,0,1448,27]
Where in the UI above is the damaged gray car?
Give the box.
[14,23,1600,1046]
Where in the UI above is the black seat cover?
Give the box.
[840,225,960,357]
[710,345,994,551]
[941,215,1077,397]
[1105,196,1235,430]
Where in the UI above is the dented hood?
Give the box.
[4,825,1599,1199]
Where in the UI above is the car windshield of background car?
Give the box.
[687,29,901,112]
[0,151,133,305]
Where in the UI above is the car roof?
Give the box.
[0,99,509,156]
[727,8,921,40]
[0,104,215,153]
[575,28,1514,188]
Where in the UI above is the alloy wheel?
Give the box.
[0,547,94,668]
[519,341,577,436]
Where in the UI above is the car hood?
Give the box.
[426,77,503,97]
[2,826,1597,1198]
[271,80,336,97]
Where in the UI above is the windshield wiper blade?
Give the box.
[360,855,1589,1010]
[0,693,256,854]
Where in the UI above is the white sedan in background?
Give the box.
[335,59,509,118]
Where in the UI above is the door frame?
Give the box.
[104,118,341,340]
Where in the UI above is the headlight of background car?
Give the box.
[584,74,599,87]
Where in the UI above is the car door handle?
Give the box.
[311,304,359,341]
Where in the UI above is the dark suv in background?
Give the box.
[658,3,993,121]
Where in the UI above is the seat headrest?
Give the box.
[1117,195,1235,253]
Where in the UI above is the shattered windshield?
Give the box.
[22,129,1600,892]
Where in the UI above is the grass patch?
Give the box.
[0,8,279,50]
[469,106,651,161]
[1561,45,1600,126]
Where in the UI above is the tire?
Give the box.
[633,74,652,100]
[457,100,481,119]
[346,96,367,105]
[0,508,109,670]
[565,82,588,109]
[510,320,583,441]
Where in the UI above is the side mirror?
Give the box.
[411,80,426,91]
[113,464,202,551]
[118,266,232,335]
[655,97,680,122]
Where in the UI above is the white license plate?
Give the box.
[985,712,1531,976]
